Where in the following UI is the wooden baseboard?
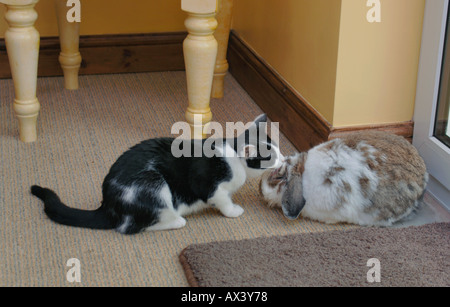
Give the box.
[0,32,187,79]
[329,122,414,143]
[227,30,414,150]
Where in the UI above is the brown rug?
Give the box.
[180,223,450,287]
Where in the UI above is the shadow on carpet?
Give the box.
[180,223,450,287]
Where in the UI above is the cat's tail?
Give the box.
[30,185,116,230]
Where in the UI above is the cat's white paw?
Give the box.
[221,204,244,218]
[146,216,186,231]
[173,216,187,228]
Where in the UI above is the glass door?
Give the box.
[434,14,450,149]
[414,0,450,209]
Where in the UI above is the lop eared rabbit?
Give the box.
[260,131,428,226]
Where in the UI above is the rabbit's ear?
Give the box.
[281,175,305,220]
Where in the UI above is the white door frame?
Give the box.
[413,0,450,209]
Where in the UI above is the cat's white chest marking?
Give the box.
[219,143,247,194]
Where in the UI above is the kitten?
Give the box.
[31,114,282,234]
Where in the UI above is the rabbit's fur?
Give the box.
[260,131,428,226]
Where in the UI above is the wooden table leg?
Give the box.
[2,0,40,142]
[212,0,233,99]
[182,0,218,139]
[55,0,81,90]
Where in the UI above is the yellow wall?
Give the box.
[334,0,425,127]
[0,0,186,38]
[232,0,342,124]
[232,0,425,128]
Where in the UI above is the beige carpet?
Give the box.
[0,71,355,286]
[180,223,450,287]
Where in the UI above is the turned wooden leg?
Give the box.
[2,0,40,142]
[182,0,218,139]
[55,0,81,90]
[212,0,233,99]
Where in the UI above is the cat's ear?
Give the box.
[281,174,305,220]
[252,114,267,128]
[248,114,267,132]
[246,114,267,136]
[239,144,258,158]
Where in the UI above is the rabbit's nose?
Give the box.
[269,167,280,180]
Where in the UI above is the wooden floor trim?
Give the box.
[0,32,187,79]
[330,121,414,142]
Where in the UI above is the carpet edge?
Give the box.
[179,248,200,287]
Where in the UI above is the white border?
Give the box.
[413,0,450,209]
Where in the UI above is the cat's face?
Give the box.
[242,142,284,179]
[238,114,284,178]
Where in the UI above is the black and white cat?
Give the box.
[31,114,282,235]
